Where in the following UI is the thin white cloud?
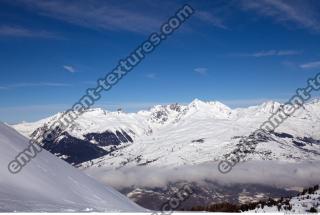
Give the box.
[281,60,300,70]
[194,67,208,75]
[240,0,320,32]
[8,1,230,34]
[0,25,62,39]
[0,86,8,90]
[277,50,302,56]
[12,0,165,34]
[0,82,72,89]
[300,61,320,69]
[196,11,228,29]
[12,82,71,87]
[81,81,97,85]
[234,50,301,57]
[145,73,156,79]
[63,65,76,73]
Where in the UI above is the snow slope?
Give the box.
[0,122,146,212]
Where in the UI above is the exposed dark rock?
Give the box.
[85,131,121,146]
[116,130,128,143]
[293,140,306,147]
[231,136,246,139]
[152,110,168,123]
[137,157,159,166]
[191,138,205,143]
[169,103,181,112]
[272,132,294,139]
[122,130,133,142]
[84,130,133,146]
[297,137,320,145]
[37,128,134,166]
[42,132,108,165]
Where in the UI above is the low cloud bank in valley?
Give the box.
[84,161,320,189]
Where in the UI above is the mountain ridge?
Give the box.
[10,98,320,169]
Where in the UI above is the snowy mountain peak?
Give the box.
[185,99,232,119]
[189,99,230,110]
[82,107,108,115]
[189,98,206,107]
[258,100,282,113]
[148,103,184,124]
[309,98,320,105]
[208,100,232,111]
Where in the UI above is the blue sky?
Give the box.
[1,0,320,123]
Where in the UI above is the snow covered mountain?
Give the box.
[8,99,320,211]
[248,185,320,213]
[0,122,145,212]
[12,99,320,169]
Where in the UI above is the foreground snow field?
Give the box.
[0,123,146,212]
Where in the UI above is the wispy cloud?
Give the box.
[81,81,97,85]
[196,11,228,30]
[7,0,229,34]
[0,86,8,91]
[145,73,156,79]
[300,61,320,69]
[240,0,320,32]
[10,0,166,34]
[282,60,299,69]
[63,65,76,73]
[0,25,62,39]
[194,67,208,75]
[233,50,301,57]
[0,82,72,90]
